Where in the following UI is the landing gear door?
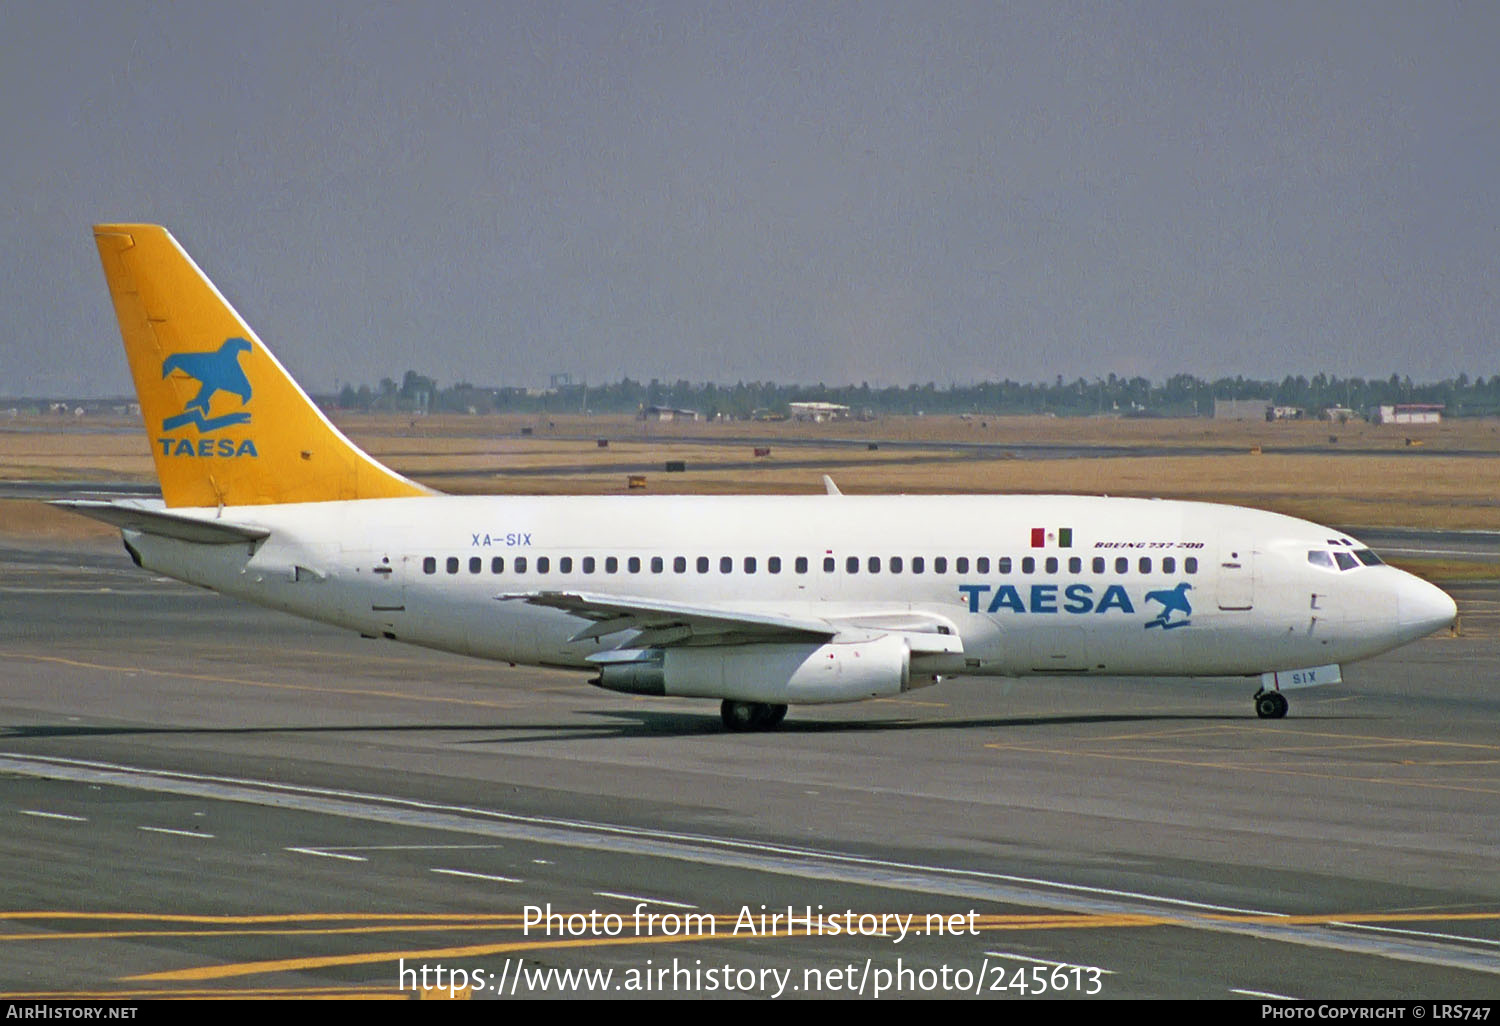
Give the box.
[1217,536,1254,611]
[1026,625,1091,673]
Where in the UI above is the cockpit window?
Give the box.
[1310,547,1377,571]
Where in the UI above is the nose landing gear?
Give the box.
[1253,689,1289,719]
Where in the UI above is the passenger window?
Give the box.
[514,556,528,573]
[648,556,662,573]
[976,557,989,574]
[721,556,733,574]
[1115,558,1128,574]
[605,556,618,573]
[537,557,550,573]
[446,557,459,574]
[1044,557,1058,574]
[1139,557,1151,574]
[846,556,859,574]
[955,557,969,574]
[1092,557,1105,574]
[768,556,781,574]
[697,556,710,573]
[559,556,572,573]
[744,556,757,574]
[1334,551,1357,571]
[912,556,925,574]
[1021,557,1035,574]
[998,557,1012,574]
[1185,557,1198,574]
[823,557,836,573]
[1162,556,1175,574]
[868,556,880,573]
[628,556,640,573]
[934,557,948,574]
[1068,556,1081,573]
[423,557,436,574]
[1308,550,1335,568]
[582,556,594,573]
[492,556,505,573]
[795,556,808,574]
[673,556,686,573]
[890,556,903,574]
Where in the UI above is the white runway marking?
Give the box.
[594,891,697,909]
[286,846,367,862]
[985,951,1116,974]
[138,825,214,839]
[1331,920,1500,948]
[431,868,522,884]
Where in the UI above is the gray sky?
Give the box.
[3,1,1497,396]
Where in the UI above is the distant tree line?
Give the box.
[330,370,1500,419]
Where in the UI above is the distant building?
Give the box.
[1322,406,1356,423]
[1368,403,1443,425]
[1270,406,1304,421]
[1213,398,1273,421]
[638,405,700,422]
[789,401,851,422]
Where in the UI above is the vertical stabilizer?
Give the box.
[93,224,431,507]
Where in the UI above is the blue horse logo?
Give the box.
[161,338,253,433]
[1144,582,1193,629]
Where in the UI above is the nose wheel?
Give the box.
[1253,689,1289,719]
[720,700,788,732]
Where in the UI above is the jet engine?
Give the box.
[591,635,912,705]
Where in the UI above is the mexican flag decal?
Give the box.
[1030,526,1073,548]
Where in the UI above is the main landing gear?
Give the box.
[720,700,788,732]
[1253,689,1289,719]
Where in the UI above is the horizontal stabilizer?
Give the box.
[51,500,268,545]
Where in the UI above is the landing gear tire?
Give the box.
[1254,690,1288,720]
[720,700,788,732]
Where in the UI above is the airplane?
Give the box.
[58,224,1459,731]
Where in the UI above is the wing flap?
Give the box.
[497,590,839,645]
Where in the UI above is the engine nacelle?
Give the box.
[592,636,912,705]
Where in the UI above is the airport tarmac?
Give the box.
[0,539,1497,999]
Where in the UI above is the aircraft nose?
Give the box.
[1396,573,1458,640]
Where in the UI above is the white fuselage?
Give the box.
[121,493,1455,693]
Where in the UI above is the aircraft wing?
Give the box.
[497,590,840,647]
[497,591,964,658]
[51,499,269,545]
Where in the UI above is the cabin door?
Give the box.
[1216,537,1254,611]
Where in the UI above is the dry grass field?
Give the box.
[3,412,1497,579]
